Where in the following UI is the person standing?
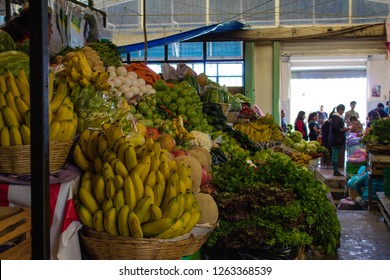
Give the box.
[281,109,288,133]
[316,105,328,127]
[320,113,333,168]
[329,104,349,176]
[385,101,389,115]
[308,112,321,141]
[344,101,360,126]
[294,111,308,141]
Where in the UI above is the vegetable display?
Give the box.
[208,150,341,256]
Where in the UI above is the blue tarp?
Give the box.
[120,20,246,53]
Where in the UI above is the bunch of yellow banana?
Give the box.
[233,118,283,143]
[74,122,200,239]
[289,151,312,166]
[171,115,195,142]
[61,51,110,91]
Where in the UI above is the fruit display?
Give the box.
[212,131,249,159]
[233,113,284,143]
[125,62,161,86]
[59,50,110,91]
[73,122,203,239]
[55,46,106,72]
[289,151,313,166]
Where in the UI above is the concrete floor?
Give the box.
[335,210,390,260]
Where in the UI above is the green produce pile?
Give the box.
[208,150,341,256]
[86,42,123,68]
[362,118,390,145]
[283,131,327,155]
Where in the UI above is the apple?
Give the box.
[201,167,210,184]
[158,133,176,152]
[172,149,189,157]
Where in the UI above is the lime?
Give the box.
[184,96,193,105]
[137,102,149,114]
[176,97,186,107]
[162,95,172,106]
[170,92,179,102]
[168,103,178,112]
[189,117,201,127]
[177,105,187,115]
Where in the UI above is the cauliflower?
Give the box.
[189,131,212,151]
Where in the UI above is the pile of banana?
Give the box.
[60,51,110,91]
[74,122,201,239]
[49,75,78,143]
[233,117,283,143]
[0,68,31,147]
[171,115,195,142]
[289,151,312,166]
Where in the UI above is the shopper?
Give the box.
[367,103,389,127]
[294,111,308,141]
[344,101,360,126]
[329,104,349,176]
[308,112,321,141]
[348,116,363,136]
[316,105,328,127]
[320,113,333,168]
[281,109,287,133]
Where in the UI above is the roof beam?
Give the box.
[190,23,386,42]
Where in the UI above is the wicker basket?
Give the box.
[0,141,74,175]
[80,227,196,260]
[181,224,216,256]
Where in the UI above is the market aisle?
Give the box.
[335,210,390,260]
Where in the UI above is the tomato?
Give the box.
[145,127,160,141]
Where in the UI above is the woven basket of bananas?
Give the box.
[79,226,195,260]
[0,140,74,175]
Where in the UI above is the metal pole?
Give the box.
[5,0,11,23]
[29,0,50,260]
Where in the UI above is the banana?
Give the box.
[184,175,192,192]
[102,198,114,214]
[55,119,68,142]
[14,95,29,117]
[19,124,30,145]
[114,160,129,179]
[155,170,166,189]
[141,217,176,238]
[133,155,151,183]
[104,207,118,236]
[105,178,116,200]
[152,142,161,156]
[168,172,179,191]
[160,183,177,212]
[128,210,143,238]
[93,173,106,204]
[168,158,177,173]
[117,204,130,236]
[144,185,155,205]
[184,191,195,211]
[149,204,162,222]
[131,172,145,204]
[94,156,103,173]
[154,218,184,239]
[102,149,117,163]
[76,203,94,228]
[73,144,94,171]
[91,71,101,83]
[124,175,137,210]
[162,197,179,219]
[176,159,189,181]
[49,120,61,141]
[177,192,186,218]
[159,160,170,181]
[150,153,160,172]
[177,179,187,194]
[70,67,81,82]
[61,120,75,142]
[0,110,5,129]
[0,93,6,107]
[144,137,154,152]
[95,71,109,84]
[113,189,125,216]
[4,70,20,97]
[107,123,123,149]
[86,130,100,161]
[80,177,92,193]
[9,126,22,145]
[79,77,91,87]
[153,182,165,208]
[78,186,99,215]
[113,136,127,153]
[0,126,10,147]
[98,136,108,157]
[5,92,22,124]
[144,170,156,190]
[114,174,124,191]
[102,162,115,183]
[78,129,91,155]
[183,207,201,234]
[92,209,104,232]
[134,195,152,223]
[124,144,138,173]
[15,75,29,101]
[52,104,70,123]
[50,80,68,112]
[117,141,129,164]
[181,210,192,229]
[0,75,7,93]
